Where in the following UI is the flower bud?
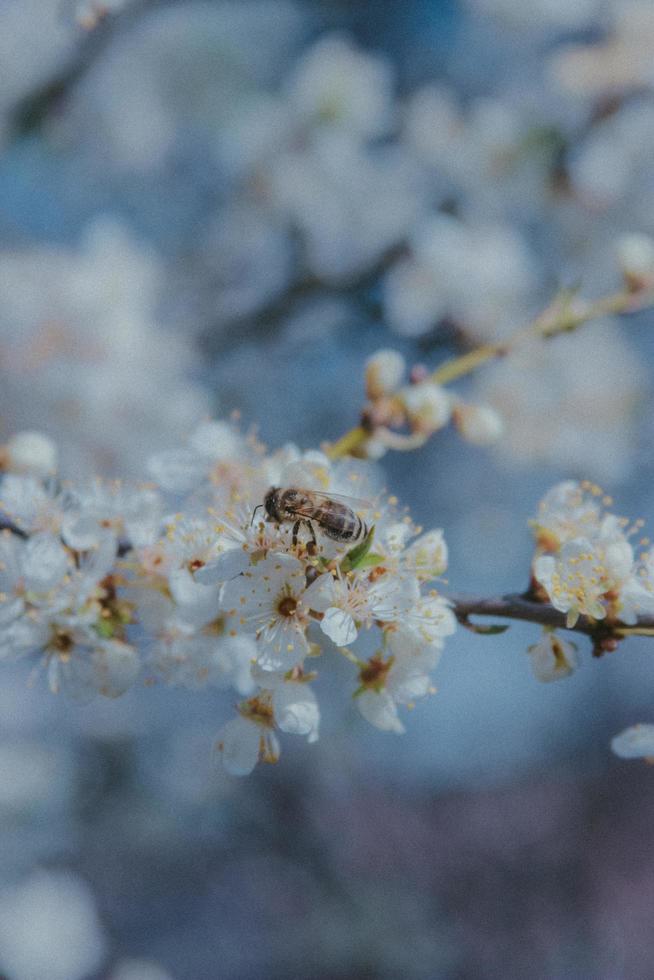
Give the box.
[365,349,406,400]
[400,382,451,433]
[616,233,654,292]
[453,403,504,446]
[5,431,58,476]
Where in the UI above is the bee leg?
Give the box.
[292,520,302,547]
[305,520,318,556]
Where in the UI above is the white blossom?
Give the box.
[527,631,580,682]
[222,554,314,671]
[399,383,451,434]
[215,700,281,776]
[3,431,58,476]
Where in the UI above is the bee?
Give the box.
[252,487,370,549]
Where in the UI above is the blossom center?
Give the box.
[277,595,298,618]
[51,628,73,658]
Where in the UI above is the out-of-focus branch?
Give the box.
[200,244,406,356]
[7,0,157,140]
[326,284,654,461]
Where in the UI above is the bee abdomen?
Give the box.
[323,513,365,543]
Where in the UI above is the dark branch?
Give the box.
[449,593,654,651]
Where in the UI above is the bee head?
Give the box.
[264,486,283,521]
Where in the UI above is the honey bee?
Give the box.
[252,487,370,548]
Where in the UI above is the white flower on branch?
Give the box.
[527,630,580,682]
[222,554,314,672]
[532,482,654,628]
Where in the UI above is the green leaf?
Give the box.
[340,525,375,572]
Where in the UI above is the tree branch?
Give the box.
[449,592,654,648]
[326,283,654,460]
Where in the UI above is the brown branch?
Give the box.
[449,592,654,652]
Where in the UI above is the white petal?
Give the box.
[21,534,70,592]
[147,449,208,492]
[320,606,358,646]
[357,689,405,733]
[195,548,250,584]
[6,431,58,476]
[273,682,320,741]
[255,629,308,672]
[189,420,242,459]
[611,724,654,760]
[527,632,579,683]
[388,664,432,704]
[169,567,220,616]
[61,512,105,551]
[404,528,448,579]
[93,641,140,698]
[215,716,261,776]
[303,573,338,612]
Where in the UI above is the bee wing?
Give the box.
[293,488,373,511]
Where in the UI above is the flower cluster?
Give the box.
[0,421,455,775]
[362,349,503,457]
[526,481,654,678]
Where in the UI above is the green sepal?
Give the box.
[340,525,376,573]
[94,620,115,639]
[350,552,385,571]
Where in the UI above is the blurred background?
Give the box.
[1,1,654,977]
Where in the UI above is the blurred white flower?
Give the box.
[365,349,406,400]
[0,870,107,980]
[476,322,646,482]
[616,232,654,291]
[383,214,535,340]
[453,403,504,446]
[550,1,654,97]
[0,220,209,478]
[568,102,654,208]
[3,431,57,477]
[110,959,175,980]
[400,382,452,434]
[285,34,395,139]
[268,132,424,282]
[611,723,654,760]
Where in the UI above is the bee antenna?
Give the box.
[250,504,264,527]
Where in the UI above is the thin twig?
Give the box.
[326,284,654,460]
